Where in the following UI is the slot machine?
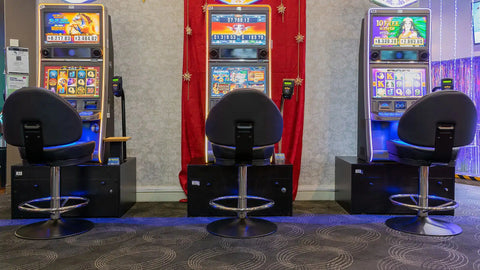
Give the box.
[37,3,114,163]
[205,5,271,162]
[334,8,454,215]
[187,4,292,217]
[357,8,431,162]
[10,3,136,219]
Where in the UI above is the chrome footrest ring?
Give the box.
[18,196,90,214]
[389,194,458,212]
[209,195,274,213]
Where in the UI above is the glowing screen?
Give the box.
[44,66,100,98]
[474,2,480,44]
[44,12,100,44]
[211,66,266,97]
[211,14,267,46]
[371,68,426,98]
[371,16,427,47]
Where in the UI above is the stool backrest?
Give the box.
[206,89,283,147]
[398,90,477,147]
[3,87,82,147]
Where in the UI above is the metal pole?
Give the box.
[278,97,285,154]
[238,165,247,219]
[121,94,127,161]
[418,166,429,217]
[50,166,61,220]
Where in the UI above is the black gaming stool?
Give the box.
[205,89,283,238]
[386,90,477,236]
[3,87,95,239]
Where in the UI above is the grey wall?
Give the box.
[300,0,376,197]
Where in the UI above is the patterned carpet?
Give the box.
[1,183,480,269]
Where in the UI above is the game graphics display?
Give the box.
[210,66,266,97]
[44,12,100,44]
[44,66,100,97]
[372,68,426,98]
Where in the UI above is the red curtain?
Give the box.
[180,0,306,200]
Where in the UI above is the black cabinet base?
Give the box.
[11,157,136,218]
[335,156,455,215]
[187,163,293,217]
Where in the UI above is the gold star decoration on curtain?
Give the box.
[183,72,192,82]
[277,2,286,22]
[295,33,304,43]
[185,26,193,35]
[295,76,303,86]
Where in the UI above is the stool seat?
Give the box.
[20,141,96,166]
[387,139,459,167]
[212,144,274,166]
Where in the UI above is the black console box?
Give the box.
[11,157,136,218]
[335,156,455,215]
[187,162,293,217]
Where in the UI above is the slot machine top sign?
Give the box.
[370,0,418,7]
[217,0,261,4]
[61,0,96,3]
[211,14,267,46]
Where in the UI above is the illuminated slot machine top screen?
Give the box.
[44,12,100,44]
[210,65,267,97]
[210,13,267,46]
[371,68,427,99]
[371,16,427,47]
[44,66,100,98]
[474,1,480,45]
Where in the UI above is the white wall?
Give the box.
[419,0,480,61]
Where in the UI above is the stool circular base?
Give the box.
[15,218,94,240]
[386,216,462,236]
[207,217,277,238]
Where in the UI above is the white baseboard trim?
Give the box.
[296,185,335,200]
[136,185,335,202]
[136,186,186,202]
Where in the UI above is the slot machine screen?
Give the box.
[371,16,427,47]
[474,2,480,45]
[210,65,267,97]
[44,65,101,98]
[371,67,427,98]
[210,13,267,46]
[44,12,100,44]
